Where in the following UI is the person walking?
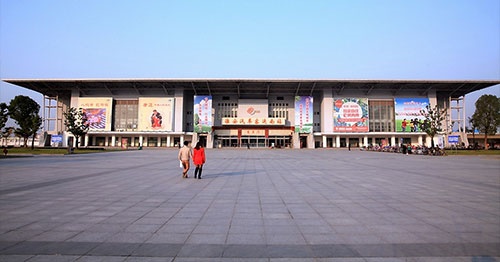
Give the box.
[178,140,192,178]
[192,142,206,179]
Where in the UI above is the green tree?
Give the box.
[63,107,89,149]
[420,104,447,149]
[8,96,43,149]
[470,94,500,149]
[0,103,8,131]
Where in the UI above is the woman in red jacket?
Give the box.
[192,142,206,179]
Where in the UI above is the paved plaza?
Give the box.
[0,148,499,261]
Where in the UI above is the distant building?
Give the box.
[3,79,499,149]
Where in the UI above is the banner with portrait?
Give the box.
[138,98,174,131]
[194,96,212,133]
[333,98,369,132]
[77,97,112,131]
[294,96,313,133]
[394,98,429,132]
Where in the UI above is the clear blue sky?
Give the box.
[0,0,498,120]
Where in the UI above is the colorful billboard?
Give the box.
[394,98,429,132]
[333,98,369,132]
[78,97,112,131]
[194,95,212,133]
[138,97,175,131]
[295,96,313,133]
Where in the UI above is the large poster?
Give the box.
[295,96,313,133]
[78,97,112,131]
[194,96,212,133]
[333,98,369,132]
[394,98,429,132]
[138,98,174,131]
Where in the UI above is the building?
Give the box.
[3,79,499,149]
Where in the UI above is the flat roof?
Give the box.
[3,78,499,98]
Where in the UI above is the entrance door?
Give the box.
[198,135,207,147]
[300,136,307,148]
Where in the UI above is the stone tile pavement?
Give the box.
[0,148,498,261]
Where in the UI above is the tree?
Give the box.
[0,103,8,131]
[420,104,447,149]
[63,107,89,149]
[470,94,500,149]
[8,96,43,149]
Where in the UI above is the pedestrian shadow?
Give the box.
[204,170,258,178]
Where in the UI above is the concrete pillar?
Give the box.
[174,88,184,132]
[335,135,340,148]
[308,134,314,149]
[321,89,334,133]
[391,136,396,146]
[143,137,148,147]
[167,136,171,147]
[322,136,327,148]
[363,136,368,147]
[418,135,423,145]
[111,135,116,147]
[207,133,214,149]
[157,136,161,147]
[139,136,143,147]
[293,133,300,148]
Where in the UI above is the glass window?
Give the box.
[114,100,138,131]
[369,100,394,132]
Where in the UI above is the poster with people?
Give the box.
[194,95,212,133]
[138,98,174,131]
[333,98,369,132]
[294,96,313,133]
[394,98,429,132]
[77,97,112,131]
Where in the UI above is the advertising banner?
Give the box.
[237,99,268,118]
[138,97,175,131]
[394,98,429,132]
[78,97,112,131]
[222,117,286,126]
[295,96,313,133]
[333,98,369,132]
[194,96,212,133]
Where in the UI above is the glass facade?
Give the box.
[114,100,138,131]
[369,100,394,132]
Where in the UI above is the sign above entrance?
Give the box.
[222,117,286,126]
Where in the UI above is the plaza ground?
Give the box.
[0,148,498,261]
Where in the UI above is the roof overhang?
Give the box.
[3,78,499,98]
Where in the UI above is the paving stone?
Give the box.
[0,149,498,260]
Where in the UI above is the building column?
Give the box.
[207,133,214,149]
[143,137,148,147]
[167,136,171,147]
[174,87,184,133]
[391,136,396,146]
[363,136,368,147]
[307,134,314,149]
[139,136,143,147]
[321,89,334,134]
[111,135,116,147]
[84,135,89,147]
[418,135,423,145]
[322,135,327,148]
[92,136,96,146]
[335,135,340,148]
[157,136,161,147]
